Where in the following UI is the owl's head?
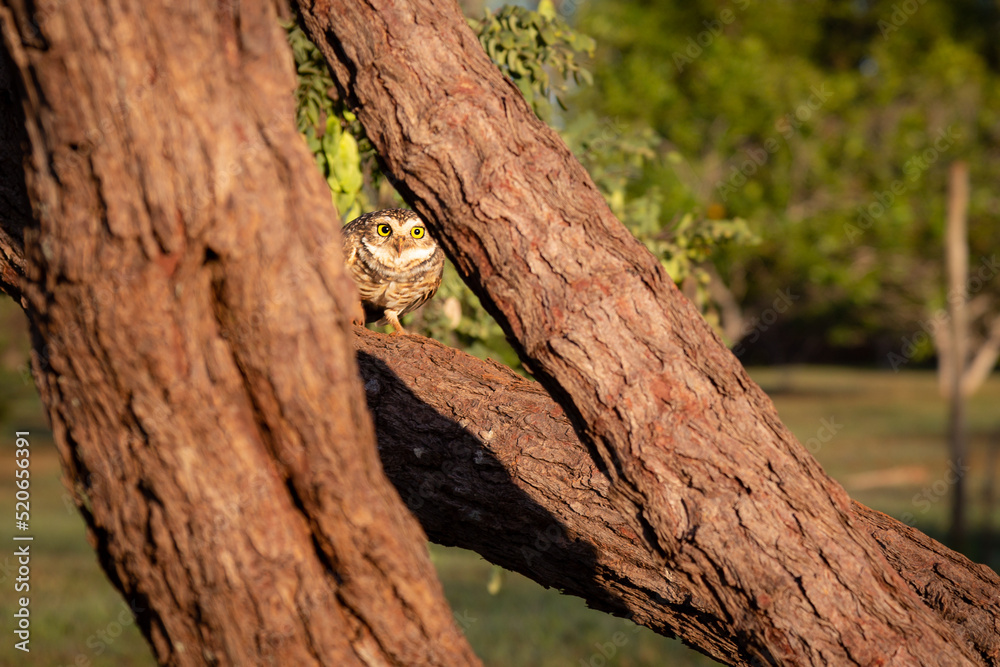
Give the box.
[357,209,439,271]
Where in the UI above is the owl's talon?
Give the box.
[351,300,366,327]
[385,311,406,334]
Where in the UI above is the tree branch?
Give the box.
[355,328,1000,666]
[963,312,1000,396]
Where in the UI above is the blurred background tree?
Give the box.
[570,0,1000,365]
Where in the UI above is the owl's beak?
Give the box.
[392,236,405,254]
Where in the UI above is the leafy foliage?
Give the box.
[467,1,595,121]
[285,19,376,220]
[574,0,1000,361]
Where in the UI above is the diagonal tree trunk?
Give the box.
[354,329,1000,666]
[300,0,980,663]
[0,2,476,665]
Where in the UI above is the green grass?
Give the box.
[0,302,998,667]
[0,427,152,666]
[430,547,701,667]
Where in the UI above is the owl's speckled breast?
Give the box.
[341,208,445,330]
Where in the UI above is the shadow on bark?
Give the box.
[359,350,603,585]
[0,37,31,302]
[356,345,763,666]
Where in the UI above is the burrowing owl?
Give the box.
[341,209,444,333]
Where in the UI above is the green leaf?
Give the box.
[534,95,553,122]
[506,49,520,71]
[332,132,363,194]
[537,0,557,20]
[515,76,534,105]
[325,115,341,139]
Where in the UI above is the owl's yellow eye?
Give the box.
[376,224,392,237]
[411,226,425,239]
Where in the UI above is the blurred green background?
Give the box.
[4,0,1000,664]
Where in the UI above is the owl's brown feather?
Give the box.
[342,209,444,333]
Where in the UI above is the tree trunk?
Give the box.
[301,0,980,662]
[0,2,477,665]
[354,328,1000,666]
[945,160,970,548]
[934,162,1000,553]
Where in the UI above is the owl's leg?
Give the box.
[351,300,366,327]
[384,310,407,334]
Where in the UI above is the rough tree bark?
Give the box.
[301,0,982,663]
[2,1,998,666]
[354,329,1000,666]
[0,2,476,665]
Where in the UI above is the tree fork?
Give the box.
[300,0,981,662]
